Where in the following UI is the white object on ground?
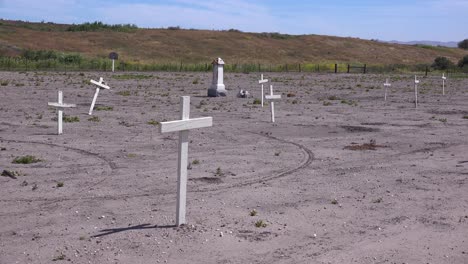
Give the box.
[48,91,76,135]
[264,85,281,123]
[89,77,110,115]
[159,96,213,226]
[258,74,268,107]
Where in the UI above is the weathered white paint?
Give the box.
[159,96,213,226]
[112,59,115,72]
[89,77,111,115]
[414,75,420,108]
[48,91,76,135]
[442,73,447,95]
[384,78,391,101]
[208,58,227,97]
[264,85,281,122]
[258,74,268,107]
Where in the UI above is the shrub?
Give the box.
[458,39,468,50]
[63,115,80,122]
[431,56,454,70]
[12,155,42,164]
[458,55,468,68]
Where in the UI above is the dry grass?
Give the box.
[0,20,467,64]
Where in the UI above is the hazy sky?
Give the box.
[0,0,466,41]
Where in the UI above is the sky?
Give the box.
[0,0,466,42]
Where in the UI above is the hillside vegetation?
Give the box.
[0,20,466,66]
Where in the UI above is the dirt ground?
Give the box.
[0,71,467,264]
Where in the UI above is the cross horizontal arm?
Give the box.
[90,79,110,90]
[48,102,76,108]
[265,94,281,100]
[259,79,268,84]
[159,117,213,133]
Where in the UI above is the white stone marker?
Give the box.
[208,58,227,97]
[264,85,281,122]
[384,78,391,101]
[442,73,447,95]
[414,75,420,108]
[89,77,110,115]
[48,91,76,135]
[258,74,269,107]
[159,96,213,226]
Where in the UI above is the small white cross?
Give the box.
[159,96,213,226]
[89,77,111,115]
[264,85,281,123]
[258,74,269,107]
[414,75,419,108]
[442,73,447,95]
[384,78,391,101]
[48,91,76,135]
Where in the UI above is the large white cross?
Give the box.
[48,91,76,135]
[264,85,281,122]
[442,73,447,95]
[414,75,420,108]
[159,96,213,226]
[384,78,391,102]
[258,74,269,107]
[89,77,111,115]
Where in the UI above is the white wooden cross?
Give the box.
[442,73,447,95]
[258,74,269,107]
[384,78,391,101]
[48,91,76,135]
[159,96,213,226]
[89,77,111,115]
[414,75,420,108]
[264,85,281,122]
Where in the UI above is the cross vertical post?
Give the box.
[384,78,391,102]
[89,77,111,115]
[58,91,63,134]
[112,59,115,72]
[258,74,268,107]
[264,85,281,123]
[48,90,76,135]
[159,96,213,226]
[442,73,447,95]
[414,75,419,109]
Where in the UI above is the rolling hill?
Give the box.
[0,20,466,66]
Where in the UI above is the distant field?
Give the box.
[1,19,467,68]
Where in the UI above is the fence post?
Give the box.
[364,64,367,74]
[347,64,350,73]
[335,64,338,73]
[425,66,428,77]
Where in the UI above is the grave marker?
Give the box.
[264,85,281,122]
[384,78,391,102]
[159,96,213,226]
[48,91,76,135]
[89,77,110,115]
[258,74,268,107]
[442,73,447,95]
[208,58,227,97]
[109,52,118,72]
[414,75,420,108]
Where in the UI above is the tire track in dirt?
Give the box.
[0,138,117,171]
[0,133,314,206]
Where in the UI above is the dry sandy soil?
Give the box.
[0,71,467,264]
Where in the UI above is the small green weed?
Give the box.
[63,115,80,123]
[215,167,224,176]
[56,182,64,188]
[255,220,267,228]
[0,80,9,86]
[323,101,332,106]
[252,99,261,105]
[250,209,257,216]
[192,159,200,165]
[147,119,160,126]
[95,106,113,111]
[88,116,100,122]
[117,90,131,96]
[12,155,42,164]
[463,115,468,119]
